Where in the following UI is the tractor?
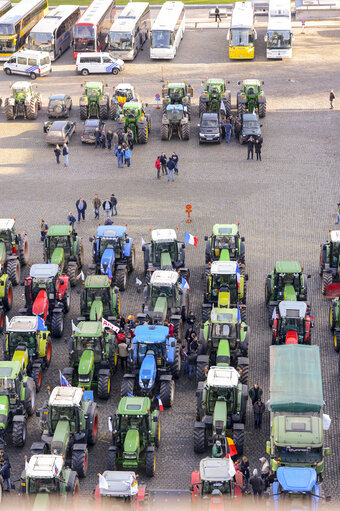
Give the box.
[94,471,147,506]
[237,79,266,118]
[20,264,71,338]
[138,270,189,337]
[34,386,98,478]
[202,261,247,323]
[161,82,193,120]
[116,101,150,144]
[142,229,188,281]
[79,82,110,120]
[271,301,313,346]
[88,225,136,291]
[43,225,84,287]
[0,217,29,285]
[107,396,160,477]
[320,230,340,297]
[62,321,118,399]
[19,454,79,499]
[199,78,231,117]
[121,325,180,408]
[205,224,245,265]
[4,315,52,392]
[196,307,249,384]
[0,360,36,447]
[265,261,309,326]
[79,275,120,322]
[194,366,248,455]
[110,83,138,120]
[160,104,190,141]
[329,296,340,352]
[4,81,42,120]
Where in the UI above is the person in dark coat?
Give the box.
[54,144,61,164]
[214,5,222,22]
[0,448,11,491]
[76,197,87,222]
[167,158,176,182]
[240,456,250,488]
[330,90,335,109]
[255,139,262,161]
[115,146,124,168]
[185,327,195,353]
[253,399,266,429]
[107,129,113,149]
[110,194,118,216]
[127,129,134,149]
[104,217,113,225]
[249,469,264,497]
[171,152,179,174]
[95,127,101,148]
[40,219,48,242]
[67,212,76,227]
[249,384,263,405]
[224,120,232,143]
[102,198,112,218]
[101,130,106,149]
[187,310,196,328]
[247,136,255,160]
[159,153,167,175]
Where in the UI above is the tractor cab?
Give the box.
[0,218,16,247]
[206,79,225,96]
[162,82,193,106]
[114,396,151,442]
[168,85,185,100]
[134,325,169,369]
[80,275,116,321]
[6,316,39,359]
[44,225,76,267]
[166,104,185,122]
[272,467,321,503]
[73,321,106,362]
[23,455,64,494]
[47,386,84,438]
[84,82,103,99]
[122,101,143,120]
[143,229,186,275]
[113,83,135,104]
[273,261,305,301]
[205,366,240,415]
[94,225,126,273]
[191,457,239,499]
[27,264,60,315]
[146,270,180,321]
[242,79,260,97]
[209,261,243,307]
[320,230,340,296]
[206,224,244,263]
[329,231,340,267]
[272,301,312,345]
[95,470,139,501]
[0,360,23,396]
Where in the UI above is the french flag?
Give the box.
[181,277,190,290]
[60,371,71,387]
[236,263,241,289]
[237,304,241,323]
[184,231,198,247]
[157,395,164,412]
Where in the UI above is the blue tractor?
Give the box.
[271,467,324,506]
[121,325,181,408]
[88,226,135,291]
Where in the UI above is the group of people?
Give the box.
[94,127,134,169]
[54,143,69,166]
[221,113,263,160]
[240,455,274,497]
[155,152,179,181]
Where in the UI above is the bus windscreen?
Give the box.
[267,30,291,48]
[151,30,171,48]
[74,24,95,40]
[0,23,14,35]
[231,29,254,47]
[109,31,132,50]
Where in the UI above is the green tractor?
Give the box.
[34,386,98,478]
[197,307,249,384]
[107,396,160,477]
[194,366,248,455]
[43,225,84,287]
[79,81,110,120]
[161,81,193,120]
[62,321,118,399]
[4,81,42,120]
[205,224,245,265]
[329,297,340,352]
[0,360,36,447]
[265,261,309,326]
[199,78,231,117]
[320,230,340,296]
[237,79,266,118]
[79,275,120,322]
[160,104,190,141]
[0,273,12,334]
[0,218,29,286]
[202,261,247,323]
[4,315,52,392]
[116,101,150,144]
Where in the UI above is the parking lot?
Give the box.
[0,18,340,499]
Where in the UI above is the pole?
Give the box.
[160,66,164,83]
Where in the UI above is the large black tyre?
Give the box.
[160,122,169,141]
[196,362,207,383]
[258,102,266,118]
[186,101,192,120]
[181,122,190,140]
[233,429,244,456]
[79,105,87,120]
[137,124,148,144]
[1,278,13,311]
[87,408,99,445]
[51,312,64,338]
[107,449,117,471]
[330,302,337,331]
[240,307,247,323]
[76,239,85,267]
[72,449,88,478]
[19,235,29,266]
[66,473,80,497]
[127,245,136,272]
[31,366,42,393]
[170,346,181,379]
[121,377,134,397]
[97,374,111,400]
[27,98,38,120]
[154,419,161,448]
[145,449,156,477]
[24,381,36,416]
[115,268,127,291]
[237,102,246,116]
[7,258,20,286]
[223,97,232,117]
[99,104,109,120]
[12,420,27,447]
[193,426,206,453]
[43,338,52,368]
[237,363,249,385]
[0,311,4,334]
[202,306,211,323]
[159,379,174,408]
[4,99,15,120]
[162,102,167,115]
[110,102,119,120]
[265,277,272,305]
[86,266,96,277]
[333,332,340,353]
[319,247,327,275]
[199,99,207,117]
[322,272,333,295]
[67,262,78,287]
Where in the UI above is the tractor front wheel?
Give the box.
[72,449,88,478]
[145,449,156,477]
[137,124,148,144]
[99,104,109,120]
[237,362,249,385]
[44,338,52,368]
[110,103,118,120]
[333,333,340,353]
[196,362,208,383]
[0,310,4,334]
[19,234,29,266]
[127,245,136,272]
[170,345,181,380]
[98,374,111,399]
[115,268,127,291]
[121,377,134,397]
[67,262,78,287]
[193,426,206,453]
[31,366,42,392]
[2,278,13,311]
[160,379,174,408]
[107,449,117,471]
[199,99,207,117]
[160,122,169,141]
[223,97,232,117]
[87,408,99,445]
[330,302,337,330]
[322,272,333,295]
[181,122,190,141]
[4,99,15,120]
[24,381,36,416]
[237,102,246,116]
[201,306,211,324]
[258,101,266,118]
[12,419,27,447]
[7,259,20,286]
[79,105,87,120]
[233,429,244,456]
[51,312,64,338]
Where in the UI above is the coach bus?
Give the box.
[265,0,293,58]
[27,5,80,60]
[0,0,49,60]
[150,1,185,59]
[0,1,11,18]
[107,2,150,61]
[73,0,115,59]
[227,1,256,60]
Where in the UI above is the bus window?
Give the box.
[0,23,14,35]
[74,24,95,40]
[151,30,171,48]
[109,32,132,50]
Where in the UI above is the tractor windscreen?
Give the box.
[151,285,172,299]
[331,242,340,264]
[28,478,58,494]
[213,323,237,340]
[207,85,222,95]
[8,332,36,353]
[85,287,109,303]
[125,108,139,119]
[280,317,304,335]
[99,238,120,257]
[212,274,236,288]
[86,88,100,98]
[245,85,259,95]
[203,480,232,494]
[154,242,177,262]
[0,230,11,242]
[47,236,70,253]
[138,343,164,364]
[51,406,76,428]
[214,236,236,249]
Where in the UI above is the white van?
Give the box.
[3,50,51,80]
[76,52,124,76]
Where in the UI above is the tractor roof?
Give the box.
[11,81,31,90]
[99,471,138,497]
[275,261,302,274]
[75,321,103,338]
[96,225,126,238]
[330,230,340,243]
[167,104,183,111]
[206,78,225,85]
[26,455,64,479]
[278,301,307,319]
[134,325,169,343]
[117,396,151,415]
[212,224,238,236]
[150,270,179,286]
[49,386,83,407]
[8,316,38,332]
[30,264,59,279]
[210,260,238,275]
[199,457,236,482]
[84,81,103,89]
[243,79,261,86]
[168,82,186,88]
[207,366,239,388]
[277,467,317,493]
[0,218,15,230]
[211,308,239,324]
[85,274,111,288]
[123,101,141,109]
[0,360,22,379]
[151,228,177,242]
[115,83,134,91]
[47,225,73,237]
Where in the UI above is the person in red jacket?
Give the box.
[155,156,161,179]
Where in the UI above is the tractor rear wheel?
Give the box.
[330,302,337,330]
[154,419,161,448]
[12,419,27,447]
[196,362,208,383]
[2,278,13,311]
[201,306,211,324]
[51,312,64,338]
[199,99,207,117]
[67,474,80,497]
[265,277,272,305]
[115,268,127,291]
[7,259,20,286]
[160,122,169,141]
[127,245,136,272]
[76,239,85,267]
[87,408,99,445]
[121,377,134,397]
[237,362,249,385]
[186,102,192,120]
[193,426,206,453]
[79,105,87,120]
[137,124,148,144]
[31,366,42,392]
[67,262,78,287]
[333,333,340,353]
[233,429,244,456]
[181,122,190,141]
[110,102,118,120]
[237,102,246,116]
[162,102,167,115]
[322,272,333,295]
[160,379,174,408]
[27,98,38,120]
[223,97,232,117]
[86,266,96,276]
[4,99,15,120]
[98,374,111,400]
[24,382,36,416]
[145,449,156,477]
[44,338,52,368]
[99,104,109,120]
[170,345,181,380]
[107,449,117,471]
[240,307,246,323]
[0,311,4,334]
[72,449,88,478]
[19,234,29,266]
[259,101,266,118]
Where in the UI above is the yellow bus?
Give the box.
[227,1,256,60]
[0,0,49,60]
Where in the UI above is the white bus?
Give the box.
[227,1,256,60]
[107,2,150,61]
[0,1,11,18]
[150,1,185,60]
[27,5,81,61]
[265,0,293,58]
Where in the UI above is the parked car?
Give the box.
[239,113,263,144]
[76,52,124,76]
[198,112,221,144]
[47,94,72,118]
[4,50,51,79]
[43,120,76,144]
[81,119,105,144]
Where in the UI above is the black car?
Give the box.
[81,119,106,144]
[47,94,72,119]
[198,113,221,144]
[239,113,263,144]
[43,120,76,145]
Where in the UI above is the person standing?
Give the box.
[62,143,69,167]
[155,156,161,179]
[171,152,179,174]
[40,219,48,242]
[118,338,129,371]
[127,128,134,149]
[76,197,87,222]
[113,131,119,151]
[67,211,76,228]
[336,202,340,224]
[330,90,335,109]
[259,457,270,489]
[214,5,222,22]
[102,198,112,218]
[167,157,175,182]
[110,194,118,216]
[159,152,167,175]
[253,399,265,429]
[249,383,263,405]
[0,448,11,491]
[240,456,250,489]
[255,138,262,161]
[224,120,232,143]
[247,136,255,160]
[54,144,61,164]
[106,129,113,150]
[101,129,106,149]
[92,194,101,220]
[124,147,131,167]
[187,310,196,329]
[115,146,124,168]
[95,127,101,148]
[249,469,264,497]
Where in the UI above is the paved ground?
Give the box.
[0,19,339,501]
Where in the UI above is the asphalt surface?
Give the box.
[0,19,339,502]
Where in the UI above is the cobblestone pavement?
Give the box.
[0,22,339,499]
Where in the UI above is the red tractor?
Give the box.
[271,301,313,345]
[20,264,70,338]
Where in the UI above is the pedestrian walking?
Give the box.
[336,202,340,224]
[159,152,167,175]
[124,147,131,167]
[330,90,335,109]
[113,131,119,151]
[259,457,270,489]
[119,314,126,331]
[171,152,179,174]
[101,129,106,149]
[127,128,134,149]
[110,194,118,216]
[155,156,161,179]
[76,197,87,222]
[107,129,113,149]
[118,338,129,371]
[249,383,263,405]
[54,144,61,164]
[115,146,124,168]
[247,136,255,160]
[67,211,76,228]
[102,198,112,218]
[240,456,250,489]
[185,327,195,353]
[167,157,175,182]
[255,138,262,161]
[253,399,265,429]
[249,469,264,497]
[0,447,11,491]
[118,132,124,146]
[62,143,69,167]
[187,310,196,328]
[95,127,101,148]
[40,219,48,241]
[224,120,232,143]
[188,345,197,380]
[180,346,188,375]
[214,5,222,22]
[92,194,101,220]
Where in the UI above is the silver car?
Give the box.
[44,120,76,145]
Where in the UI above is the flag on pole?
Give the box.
[71,320,81,333]
[220,100,226,113]
[5,315,9,331]
[184,231,198,247]
[157,395,164,412]
[272,307,277,320]
[98,473,109,490]
[60,371,71,387]
[237,304,241,323]
[102,317,120,334]
[211,305,216,321]
[236,263,241,289]
[136,277,142,286]
[107,266,113,280]
[226,437,238,457]
[77,270,85,281]
[181,277,190,290]
[54,463,60,476]
[36,315,47,331]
